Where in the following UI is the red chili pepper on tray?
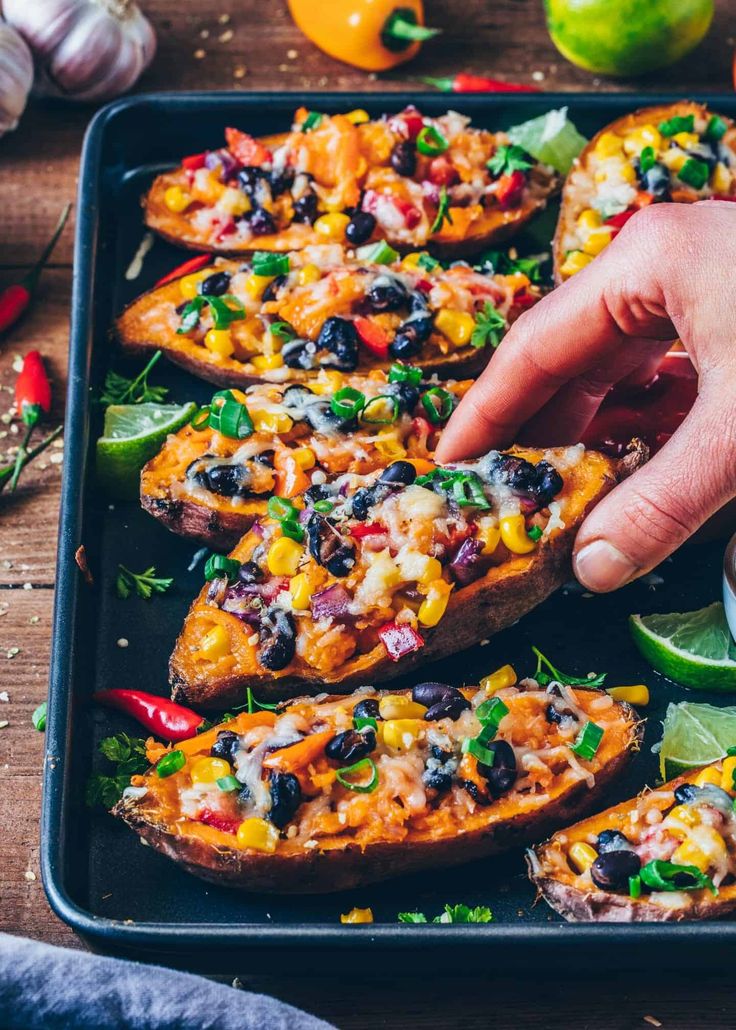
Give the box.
[8,351,53,493]
[0,204,71,336]
[154,254,213,287]
[421,74,540,93]
[95,688,205,742]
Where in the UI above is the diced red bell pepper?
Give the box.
[181,152,208,171]
[350,522,386,540]
[391,107,424,140]
[394,198,422,230]
[353,316,389,358]
[414,278,433,294]
[496,170,526,210]
[155,253,213,287]
[428,156,460,187]
[605,207,637,230]
[378,621,425,661]
[712,194,736,202]
[197,808,241,835]
[225,128,272,167]
[513,289,537,310]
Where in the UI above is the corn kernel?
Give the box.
[402,252,424,270]
[397,551,442,587]
[619,161,637,184]
[623,124,662,156]
[297,263,322,286]
[204,328,235,358]
[164,185,191,213]
[500,514,536,555]
[720,755,736,793]
[576,208,602,232]
[190,756,231,785]
[667,804,699,829]
[218,186,251,217]
[594,131,624,158]
[291,447,316,470]
[672,131,699,150]
[378,694,427,721]
[672,839,708,873]
[381,718,424,752]
[672,827,726,874]
[476,521,501,556]
[712,162,732,193]
[314,213,350,241]
[345,108,370,125]
[199,624,230,660]
[244,273,275,299]
[694,766,722,788]
[559,250,593,279]
[480,664,517,694]
[179,271,208,299]
[236,817,279,853]
[417,578,453,627]
[606,685,649,706]
[434,309,476,348]
[569,841,597,874]
[341,906,374,923]
[252,410,293,433]
[289,572,311,610]
[267,537,303,576]
[252,353,285,372]
[308,369,343,395]
[373,432,407,460]
[661,148,688,173]
[582,228,613,257]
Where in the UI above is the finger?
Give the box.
[572,388,736,592]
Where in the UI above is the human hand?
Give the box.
[435,202,736,592]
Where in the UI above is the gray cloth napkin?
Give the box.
[0,933,335,1030]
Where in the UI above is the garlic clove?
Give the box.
[0,24,33,137]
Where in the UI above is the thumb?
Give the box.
[573,391,736,592]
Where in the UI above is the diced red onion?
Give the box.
[205,148,239,180]
[310,584,351,621]
[449,538,486,586]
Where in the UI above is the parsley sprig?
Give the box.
[399,904,493,924]
[430,186,453,235]
[487,144,533,178]
[532,646,607,688]
[116,564,173,600]
[475,249,542,283]
[470,302,506,349]
[86,733,148,808]
[100,351,169,406]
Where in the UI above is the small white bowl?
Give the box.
[723,533,736,639]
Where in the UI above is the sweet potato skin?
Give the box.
[114,702,641,894]
[552,102,734,284]
[139,493,255,552]
[528,763,736,923]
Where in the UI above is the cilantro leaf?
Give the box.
[470,302,506,350]
[398,912,428,923]
[86,734,149,808]
[398,904,493,924]
[487,144,533,178]
[430,186,453,235]
[116,565,173,601]
[100,351,169,406]
[475,249,543,283]
[532,646,607,688]
[98,732,147,764]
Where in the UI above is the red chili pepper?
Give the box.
[0,203,71,336]
[225,127,272,166]
[496,170,526,210]
[421,74,540,94]
[95,689,205,742]
[378,621,425,661]
[350,522,386,539]
[154,254,213,288]
[8,351,53,493]
[181,152,208,171]
[353,316,390,357]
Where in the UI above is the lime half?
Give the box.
[630,602,736,692]
[96,402,197,500]
[507,108,587,175]
[658,701,736,779]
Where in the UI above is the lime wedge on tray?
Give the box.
[658,701,736,780]
[630,602,736,691]
[96,402,196,500]
[507,107,587,175]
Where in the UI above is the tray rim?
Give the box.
[43,88,736,958]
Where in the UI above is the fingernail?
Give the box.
[573,540,639,593]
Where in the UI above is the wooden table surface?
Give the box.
[1,1,734,1025]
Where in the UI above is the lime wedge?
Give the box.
[658,701,736,779]
[630,602,736,692]
[96,402,197,500]
[507,107,588,175]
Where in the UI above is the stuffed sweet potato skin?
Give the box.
[553,102,736,284]
[169,446,639,708]
[528,762,736,923]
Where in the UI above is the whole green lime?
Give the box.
[544,0,714,77]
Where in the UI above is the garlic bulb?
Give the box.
[4,0,157,102]
[0,23,33,137]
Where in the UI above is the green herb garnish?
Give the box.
[487,143,533,178]
[640,859,717,895]
[217,775,241,792]
[32,701,47,732]
[116,564,173,600]
[246,687,280,714]
[417,252,439,272]
[192,389,254,440]
[399,904,493,924]
[532,647,607,688]
[430,186,453,235]
[527,524,543,541]
[355,240,400,265]
[421,386,455,424]
[331,386,365,420]
[100,351,168,406]
[85,733,148,807]
[177,294,246,334]
[475,250,542,282]
[270,320,296,341]
[470,302,506,350]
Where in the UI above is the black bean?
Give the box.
[238,166,268,194]
[268,771,302,829]
[477,739,517,797]
[365,276,408,313]
[545,703,564,725]
[292,193,319,224]
[282,337,318,370]
[306,513,356,577]
[412,682,470,722]
[257,608,296,671]
[423,769,452,793]
[255,450,275,467]
[379,460,416,485]
[210,730,239,763]
[430,744,452,762]
[304,483,331,505]
[248,208,277,236]
[187,460,255,499]
[674,783,699,805]
[262,275,287,302]
[198,271,231,296]
[270,168,295,196]
[353,698,381,721]
[389,331,423,360]
[316,316,359,371]
[350,486,378,521]
[325,729,376,764]
[596,829,634,854]
[386,381,420,414]
[390,140,417,177]
[590,850,641,892]
[345,211,376,245]
[237,784,251,805]
[238,561,264,584]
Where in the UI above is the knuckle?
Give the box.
[621,486,698,550]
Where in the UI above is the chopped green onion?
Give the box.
[156,750,185,778]
[355,240,400,265]
[388,362,423,386]
[336,757,379,793]
[361,395,399,425]
[417,125,449,156]
[726,745,736,756]
[658,114,694,137]
[421,387,454,424]
[208,391,254,439]
[462,736,496,766]
[252,252,290,277]
[32,701,47,732]
[639,146,656,174]
[280,518,305,542]
[639,859,717,895]
[217,775,241,792]
[629,874,642,899]
[354,715,378,732]
[301,110,323,132]
[268,496,299,522]
[177,294,246,334]
[451,472,490,509]
[527,524,543,541]
[270,320,296,341]
[678,157,710,190]
[706,115,728,141]
[204,554,241,582]
[417,252,439,272]
[331,386,365,420]
[190,406,212,431]
[476,696,509,734]
[313,499,334,514]
[430,185,453,234]
[570,721,604,761]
